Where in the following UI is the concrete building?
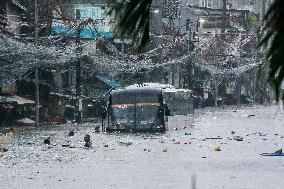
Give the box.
[0,0,27,35]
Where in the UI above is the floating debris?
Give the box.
[68,131,74,137]
[0,147,8,152]
[205,137,222,140]
[213,147,221,152]
[119,141,132,146]
[162,148,168,152]
[233,136,243,141]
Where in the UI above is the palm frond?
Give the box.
[260,0,284,102]
[109,0,152,52]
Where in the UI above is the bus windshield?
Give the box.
[108,89,165,131]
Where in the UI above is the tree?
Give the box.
[110,0,152,51]
[261,0,284,102]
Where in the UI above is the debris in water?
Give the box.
[233,136,243,141]
[0,147,8,152]
[162,148,168,152]
[119,141,132,146]
[68,130,74,137]
[213,147,221,151]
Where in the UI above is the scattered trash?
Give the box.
[260,149,284,156]
[68,130,74,137]
[174,141,180,144]
[231,131,236,135]
[182,126,187,129]
[233,136,243,141]
[0,147,8,152]
[119,141,132,146]
[275,149,282,154]
[69,144,76,148]
[10,127,20,133]
[162,148,168,152]
[5,132,13,140]
[205,137,222,140]
[185,132,191,135]
[143,148,151,152]
[213,147,221,152]
[174,128,178,130]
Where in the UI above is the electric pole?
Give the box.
[35,0,40,126]
[75,9,82,123]
[221,0,227,36]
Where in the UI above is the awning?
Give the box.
[95,76,123,90]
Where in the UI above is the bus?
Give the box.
[105,83,194,132]
[106,88,167,132]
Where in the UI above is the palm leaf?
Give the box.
[260,0,284,102]
[109,0,152,52]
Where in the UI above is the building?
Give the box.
[0,94,35,126]
[0,0,27,35]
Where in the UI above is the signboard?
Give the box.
[52,6,114,39]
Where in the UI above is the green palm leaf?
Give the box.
[260,0,284,102]
[109,0,152,52]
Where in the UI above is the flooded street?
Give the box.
[1,105,284,189]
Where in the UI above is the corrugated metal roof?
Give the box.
[0,95,35,105]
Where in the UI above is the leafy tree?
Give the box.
[261,0,284,102]
[109,0,152,52]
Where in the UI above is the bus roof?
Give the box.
[111,88,162,96]
[126,83,174,89]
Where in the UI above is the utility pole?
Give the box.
[214,76,219,107]
[221,0,227,36]
[35,0,40,126]
[75,9,82,123]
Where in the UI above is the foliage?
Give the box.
[109,0,152,52]
[248,13,261,32]
[260,0,284,102]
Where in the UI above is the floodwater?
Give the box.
[1,105,284,189]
